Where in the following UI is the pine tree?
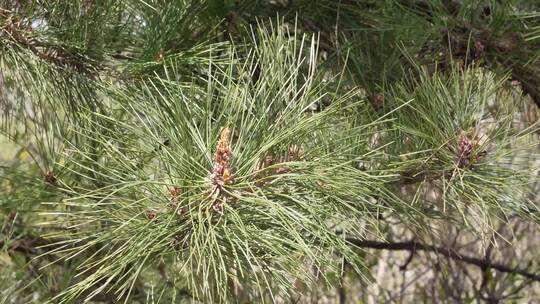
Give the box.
[1,1,539,303]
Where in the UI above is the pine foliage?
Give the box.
[1,1,539,303]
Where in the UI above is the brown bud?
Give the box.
[168,186,182,200]
[212,201,224,213]
[44,170,56,184]
[146,211,157,220]
[157,48,165,61]
[369,94,384,111]
[223,168,233,184]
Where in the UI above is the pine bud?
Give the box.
[145,211,157,220]
[456,130,487,168]
[210,127,234,187]
[168,186,182,201]
[44,170,56,184]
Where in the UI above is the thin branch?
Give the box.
[346,239,540,282]
[396,169,453,185]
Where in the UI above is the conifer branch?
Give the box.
[5,235,539,283]
[1,2,539,302]
[346,238,540,282]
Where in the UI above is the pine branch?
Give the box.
[346,238,540,282]
[2,3,539,301]
[12,235,538,294]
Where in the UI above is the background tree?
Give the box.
[1,0,539,303]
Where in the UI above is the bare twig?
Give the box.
[346,239,540,282]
